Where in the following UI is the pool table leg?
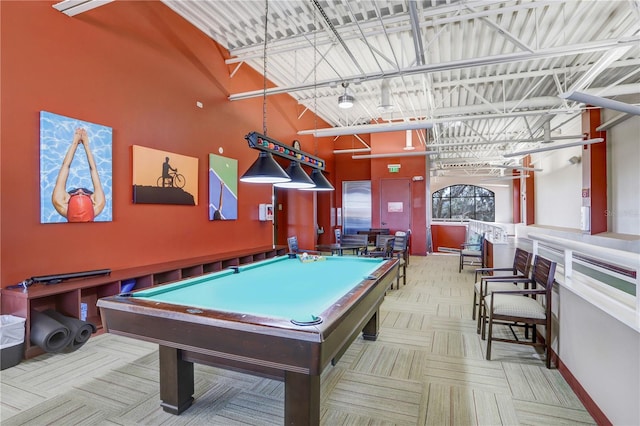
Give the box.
[159,345,194,415]
[285,371,320,425]
[362,310,379,341]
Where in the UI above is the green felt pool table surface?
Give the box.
[97,254,398,425]
[131,255,387,323]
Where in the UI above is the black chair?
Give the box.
[473,248,533,333]
[287,236,321,256]
[482,255,557,368]
[362,237,406,290]
[392,232,409,288]
[459,232,486,272]
[364,236,395,258]
[340,233,369,255]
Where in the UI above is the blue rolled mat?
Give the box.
[43,309,96,352]
[30,309,71,353]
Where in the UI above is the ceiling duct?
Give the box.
[378,80,393,113]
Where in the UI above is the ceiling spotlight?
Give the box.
[338,82,354,109]
[568,155,582,165]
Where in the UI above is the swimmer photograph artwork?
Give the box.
[40,111,113,223]
[132,145,198,205]
[209,154,238,220]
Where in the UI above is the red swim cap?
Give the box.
[67,194,95,222]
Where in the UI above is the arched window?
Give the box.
[432,185,495,221]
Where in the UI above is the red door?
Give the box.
[380,178,411,233]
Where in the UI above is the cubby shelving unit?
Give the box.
[1,246,287,359]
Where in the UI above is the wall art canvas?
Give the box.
[132,145,198,205]
[209,154,238,220]
[40,111,113,223]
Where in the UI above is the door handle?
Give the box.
[381,221,387,225]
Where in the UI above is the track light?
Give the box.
[338,83,354,109]
[568,155,582,165]
[274,161,315,189]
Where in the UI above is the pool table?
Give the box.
[97,255,398,425]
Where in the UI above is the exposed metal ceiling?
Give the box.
[161,0,639,176]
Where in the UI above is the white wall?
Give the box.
[604,99,640,235]
[430,176,513,223]
[533,115,584,229]
[559,287,640,426]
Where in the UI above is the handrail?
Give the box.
[528,232,639,331]
[469,219,510,243]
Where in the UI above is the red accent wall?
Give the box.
[582,109,607,234]
[523,156,535,225]
[431,224,466,252]
[512,170,521,223]
[332,131,427,255]
[0,2,332,286]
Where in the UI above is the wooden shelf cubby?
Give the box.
[1,245,287,359]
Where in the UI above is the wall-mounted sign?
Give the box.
[388,164,401,173]
[388,202,403,212]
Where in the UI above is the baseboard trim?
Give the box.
[551,348,612,426]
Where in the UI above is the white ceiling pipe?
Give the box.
[559,91,640,116]
[378,80,393,112]
[352,151,438,159]
[333,148,372,154]
[503,138,604,157]
[299,120,433,137]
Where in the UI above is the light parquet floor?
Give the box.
[0,254,595,425]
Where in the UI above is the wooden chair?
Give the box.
[473,248,533,333]
[392,232,409,288]
[482,255,557,368]
[364,236,395,258]
[459,232,486,272]
[340,233,369,255]
[363,236,406,290]
[287,236,321,256]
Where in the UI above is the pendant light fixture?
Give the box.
[301,6,334,192]
[274,161,316,188]
[240,151,291,183]
[239,0,291,184]
[303,169,335,191]
[338,82,354,109]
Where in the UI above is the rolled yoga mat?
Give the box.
[30,309,71,353]
[43,309,96,352]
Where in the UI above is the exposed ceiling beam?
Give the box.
[229,38,639,101]
[52,0,113,16]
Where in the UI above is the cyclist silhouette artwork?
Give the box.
[157,157,185,189]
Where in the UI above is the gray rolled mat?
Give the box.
[43,309,96,352]
[30,309,71,353]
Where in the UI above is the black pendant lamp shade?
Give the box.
[300,168,334,191]
[240,151,291,184]
[274,161,316,189]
